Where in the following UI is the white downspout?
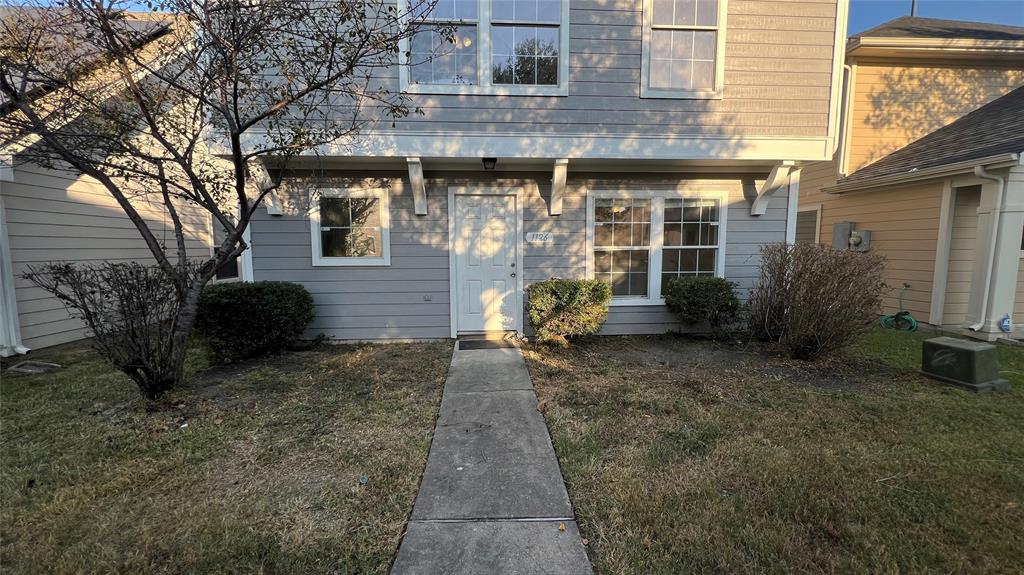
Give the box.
[836,64,854,176]
[0,179,30,357]
[969,165,1007,331]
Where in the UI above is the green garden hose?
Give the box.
[880,283,918,331]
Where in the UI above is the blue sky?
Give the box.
[849,0,1024,33]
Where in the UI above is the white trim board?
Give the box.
[236,133,834,163]
[929,180,955,325]
[446,184,527,337]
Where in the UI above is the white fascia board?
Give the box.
[825,154,1022,194]
[233,132,833,163]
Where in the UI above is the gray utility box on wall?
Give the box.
[921,337,1010,393]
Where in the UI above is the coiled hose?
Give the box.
[880,283,918,331]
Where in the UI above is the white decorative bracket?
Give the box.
[550,158,568,216]
[750,160,796,216]
[247,158,281,216]
[407,157,427,215]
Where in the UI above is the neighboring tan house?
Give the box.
[236,0,851,340]
[799,16,1024,341]
[0,11,218,356]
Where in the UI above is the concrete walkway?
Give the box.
[391,343,592,575]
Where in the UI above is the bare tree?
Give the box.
[0,0,444,397]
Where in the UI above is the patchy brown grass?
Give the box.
[1,341,453,574]
[524,331,1024,574]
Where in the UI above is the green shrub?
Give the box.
[526,279,611,345]
[747,242,886,360]
[663,276,740,329]
[196,281,315,362]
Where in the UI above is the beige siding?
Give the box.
[942,186,981,327]
[1015,257,1024,324]
[4,165,211,349]
[374,0,841,139]
[847,62,1024,173]
[815,181,943,318]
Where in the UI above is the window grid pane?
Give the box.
[411,25,478,85]
[492,25,559,85]
[649,0,718,92]
[594,198,652,298]
[320,197,383,258]
[661,198,719,291]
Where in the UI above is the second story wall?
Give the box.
[333,0,846,161]
[846,61,1024,173]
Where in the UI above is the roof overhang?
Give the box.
[847,37,1024,61]
[824,153,1022,194]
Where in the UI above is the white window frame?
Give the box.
[586,189,728,307]
[309,188,392,267]
[640,0,728,100]
[399,0,570,97]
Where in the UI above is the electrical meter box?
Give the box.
[921,337,1010,393]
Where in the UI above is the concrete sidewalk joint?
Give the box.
[391,345,592,574]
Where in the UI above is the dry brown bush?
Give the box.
[747,243,886,359]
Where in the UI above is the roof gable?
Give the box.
[838,86,1024,186]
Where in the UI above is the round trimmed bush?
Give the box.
[663,276,740,328]
[526,278,611,345]
[196,281,315,363]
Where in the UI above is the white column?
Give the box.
[966,166,1024,338]
[0,171,30,357]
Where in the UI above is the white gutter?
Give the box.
[969,165,1008,332]
[825,153,1020,194]
[836,64,854,176]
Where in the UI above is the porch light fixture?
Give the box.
[482,157,497,170]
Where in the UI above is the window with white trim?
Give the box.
[310,189,391,266]
[404,0,568,95]
[594,199,652,298]
[588,192,726,303]
[641,0,727,98]
[661,198,719,290]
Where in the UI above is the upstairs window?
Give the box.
[641,0,727,99]
[403,0,569,95]
[410,0,479,85]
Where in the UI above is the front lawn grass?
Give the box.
[524,329,1024,574]
[1,341,453,574]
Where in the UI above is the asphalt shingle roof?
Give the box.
[854,16,1024,41]
[839,86,1024,185]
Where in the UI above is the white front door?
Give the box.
[453,194,518,333]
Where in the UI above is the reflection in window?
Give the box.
[661,198,719,291]
[491,0,560,86]
[593,199,652,298]
[646,0,720,93]
[319,197,383,258]
[409,0,479,85]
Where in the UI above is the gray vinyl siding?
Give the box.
[250,173,453,340]
[372,0,839,139]
[3,164,211,349]
[251,171,788,340]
